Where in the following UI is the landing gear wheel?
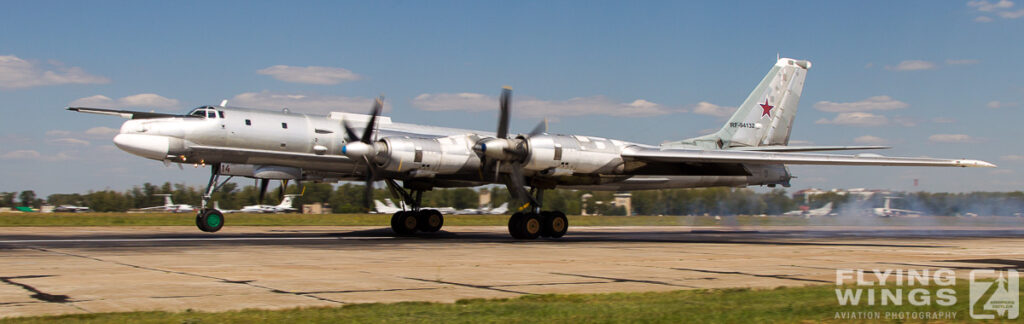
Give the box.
[391,211,418,236]
[417,209,444,232]
[196,209,224,233]
[543,211,568,238]
[520,213,542,239]
[508,212,542,239]
[508,212,525,239]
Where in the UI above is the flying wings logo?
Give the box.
[970,269,1019,319]
[759,99,774,118]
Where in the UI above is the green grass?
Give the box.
[0,212,1022,227]
[2,283,1015,323]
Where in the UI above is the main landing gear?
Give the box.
[505,187,569,240]
[508,211,567,239]
[386,181,445,236]
[196,164,233,233]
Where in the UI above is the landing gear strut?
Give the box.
[196,164,233,233]
[386,180,445,236]
[506,188,569,239]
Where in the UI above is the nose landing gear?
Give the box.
[195,164,233,233]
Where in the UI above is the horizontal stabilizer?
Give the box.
[67,107,196,120]
[730,145,891,152]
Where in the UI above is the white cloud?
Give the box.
[968,0,1024,20]
[0,55,109,89]
[997,9,1024,18]
[70,93,180,109]
[691,101,735,117]
[411,93,494,112]
[853,135,888,145]
[0,150,72,161]
[928,134,977,143]
[48,138,90,146]
[257,65,361,85]
[968,0,1014,12]
[885,60,936,71]
[1001,154,1024,161]
[813,95,909,112]
[987,100,1017,108]
[945,59,980,65]
[411,92,673,118]
[815,112,889,127]
[45,130,72,136]
[230,91,389,114]
[84,126,119,136]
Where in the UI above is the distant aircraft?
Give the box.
[71,57,994,239]
[137,194,195,213]
[783,202,833,217]
[228,194,299,214]
[53,205,91,213]
[373,199,402,214]
[873,197,923,217]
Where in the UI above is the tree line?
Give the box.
[2,183,1022,216]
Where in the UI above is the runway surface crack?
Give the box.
[549,272,698,288]
[672,267,831,283]
[0,275,70,303]
[400,277,529,295]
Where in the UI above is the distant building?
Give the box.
[612,192,633,216]
[302,203,329,214]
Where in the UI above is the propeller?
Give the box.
[257,178,270,205]
[341,96,384,210]
[471,88,547,209]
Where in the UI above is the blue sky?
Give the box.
[1,0,1022,196]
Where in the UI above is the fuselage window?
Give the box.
[190,110,207,118]
[281,122,288,129]
[218,111,225,118]
[245,119,251,126]
[207,111,216,118]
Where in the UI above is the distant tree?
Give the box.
[18,190,36,207]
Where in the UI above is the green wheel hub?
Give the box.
[206,213,222,227]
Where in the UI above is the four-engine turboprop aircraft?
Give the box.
[69,58,995,239]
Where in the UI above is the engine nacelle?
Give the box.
[375,135,479,175]
[522,134,624,175]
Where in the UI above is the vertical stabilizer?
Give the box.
[278,195,298,208]
[673,58,811,149]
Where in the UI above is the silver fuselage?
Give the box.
[112,106,789,191]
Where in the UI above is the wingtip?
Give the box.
[958,160,997,168]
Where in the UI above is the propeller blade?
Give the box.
[497,87,511,139]
[278,179,289,201]
[362,156,376,210]
[360,96,383,144]
[258,178,270,205]
[507,164,537,207]
[342,120,360,143]
[528,118,547,137]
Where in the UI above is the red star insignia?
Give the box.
[760,99,773,117]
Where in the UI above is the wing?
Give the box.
[622,146,996,168]
[729,145,891,152]
[67,107,198,120]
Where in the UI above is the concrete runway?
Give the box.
[1,225,1023,318]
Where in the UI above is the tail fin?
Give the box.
[675,58,811,149]
[278,195,298,208]
[374,200,388,211]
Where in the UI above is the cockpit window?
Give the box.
[188,106,220,119]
